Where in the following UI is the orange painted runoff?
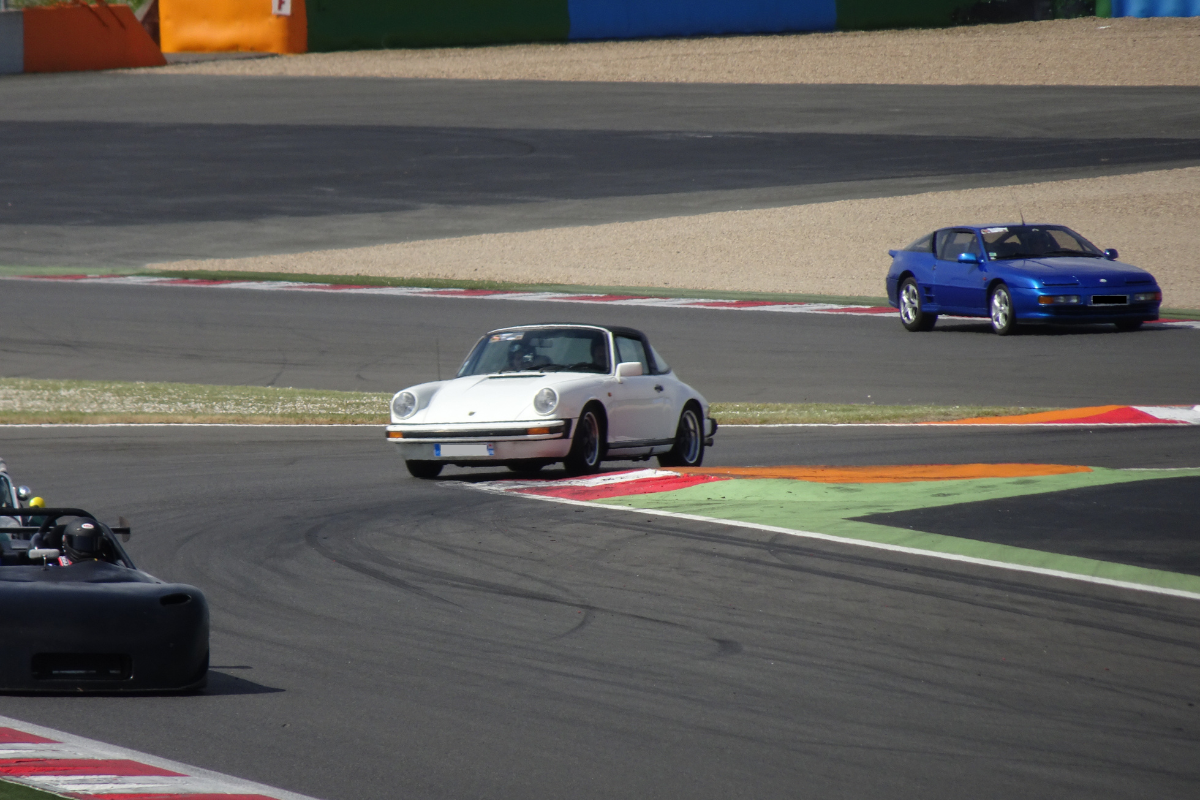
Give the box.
[23,4,167,73]
[676,464,1093,483]
[941,406,1125,425]
[160,0,306,54]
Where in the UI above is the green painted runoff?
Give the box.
[597,467,1200,594]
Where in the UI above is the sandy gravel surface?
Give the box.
[153,17,1200,86]
[158,166,1200,311]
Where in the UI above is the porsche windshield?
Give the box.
[981,226,1103,260]
[458,328,610,376]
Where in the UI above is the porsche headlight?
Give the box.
[533,387,558,415]
[391,391,418,419]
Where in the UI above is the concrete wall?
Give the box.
[0,10,23,75]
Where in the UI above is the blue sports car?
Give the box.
[885,225,1162,335]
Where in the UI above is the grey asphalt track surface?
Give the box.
[3,277,1199,406]
[860,475,1200,576]
[2,76,1199,266]
[0,425,1198,800]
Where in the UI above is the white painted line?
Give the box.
[467,486,1200,603]
[0,713,323,800]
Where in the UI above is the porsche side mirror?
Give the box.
[1103,248,1118,261]
[957,252,981,265]
[29,548,60,561]
[16,486,31,501]
[615,362,644,382]
[114,516,131,542]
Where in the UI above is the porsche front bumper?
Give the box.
[385,419,573,462]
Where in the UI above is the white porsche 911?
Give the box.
[385,324,716,478]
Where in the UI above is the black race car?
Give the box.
[0,508,209,692]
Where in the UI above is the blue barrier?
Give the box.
[1113,0,1200,14]
[567,0,837,40]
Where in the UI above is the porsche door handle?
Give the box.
[654,385,664,392]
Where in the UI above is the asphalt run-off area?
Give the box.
[2,59,1199,800]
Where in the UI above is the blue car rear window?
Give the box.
[905,233,934,253]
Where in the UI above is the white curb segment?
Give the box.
[0,714,322,799]
[12,276,1198,328]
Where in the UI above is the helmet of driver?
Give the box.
[62,519,106,562]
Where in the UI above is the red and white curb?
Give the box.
[0,715,320,800]
[15,276,1200,328]
[474,468,725,501]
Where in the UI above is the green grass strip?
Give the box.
[0,378,1058,425]
[0,778,70,800]
[595,468,1200,594]
[0,378,386,425]
[710,403,1054,425]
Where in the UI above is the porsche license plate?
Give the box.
[434,443,495,457]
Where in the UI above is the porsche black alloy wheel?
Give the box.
[989,284,1017,335]
[658,406,705,468]
[899,278,937,332]
[405,460,444,479]
[564,408,604,475]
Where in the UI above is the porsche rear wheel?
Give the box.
[564,408,604,476]
[405,460,444,479]
[899,278,937,332]
[989,284,1017,335]
[658,405,705,468]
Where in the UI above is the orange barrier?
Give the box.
[159,0,306,54]
[677,464,1093,484]
[23,2,167,73]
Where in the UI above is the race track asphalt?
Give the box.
[2,70,1200,800]
[0,425,1197,800]
[2,277,1199,406]
[2,76,1199,266]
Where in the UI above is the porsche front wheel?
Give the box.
[564,408,604,476]
[658,406,705,468]
[405,460,444,479]
[990,284,1017,335]
[899,278,937,332]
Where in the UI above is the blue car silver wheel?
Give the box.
[899,278,936,332]
[990,284,1016,335]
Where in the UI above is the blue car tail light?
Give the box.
[1037,295,1081,305]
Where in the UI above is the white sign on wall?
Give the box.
[272,0,292,16]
